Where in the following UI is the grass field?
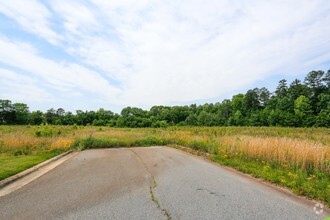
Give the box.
[0,125,329,206]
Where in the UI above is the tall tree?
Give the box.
[275,79,288,98]
[45,108,56,124]
[288,79,310,102]
[0,100,15,124]
[243,88,260,113]
[304,70,326,92]
[231,94,245,113]
[258,87,271,107]
[229,110,245,126]
[29,111,44,125]
[13,103,29,124]
[323,69,330,92]
[294,95,313,126]
[219,99,231,120]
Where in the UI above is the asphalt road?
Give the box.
[0,147,328,220]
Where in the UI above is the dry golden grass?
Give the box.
[0,126,329,173]
[216,136,330,173]
[49,138,73,151]
[158,127,330,173]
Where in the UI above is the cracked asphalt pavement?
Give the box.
[0,147,327,220]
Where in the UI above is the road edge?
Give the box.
[0,150,75,190]
[167,145,330,215]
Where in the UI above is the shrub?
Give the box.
[35,127,53,137]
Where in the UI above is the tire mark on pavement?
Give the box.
[130,148,171,220]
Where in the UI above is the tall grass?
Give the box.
[0,126,329,173]
[217,135,329,173]
[0,125,329,205]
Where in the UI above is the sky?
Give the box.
[0,0,330,113]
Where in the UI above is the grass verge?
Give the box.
[72,135,168,150]
[0,153,59,181]
[172,144,329,207]
[211,154,330,206]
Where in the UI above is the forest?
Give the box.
[1,69,329,127]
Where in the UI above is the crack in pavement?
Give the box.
[196,188,226,198]
[130,148,172,220]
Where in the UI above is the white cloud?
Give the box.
[50,0,99,36]
[0,68,52,102]
[81,0,330,105]
[0,0,60,43]
[0,0,330,109]
[0,36,121,103]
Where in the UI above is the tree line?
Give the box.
[1,69,329,127]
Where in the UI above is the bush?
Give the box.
[35,126,53,137]
[136,135,168,146]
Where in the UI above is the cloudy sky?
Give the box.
[0,0,330,112]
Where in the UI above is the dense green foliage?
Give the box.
[1,69,329,127]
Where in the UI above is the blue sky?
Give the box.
[0,0,330,113]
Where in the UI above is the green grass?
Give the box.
[72,135,169,150]
[0,153,59,180]
[211,154,330,206]
[0,125,329,207]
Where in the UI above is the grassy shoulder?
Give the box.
[211,154,330,206]
[172,144,330,207]
[0,152,59,181]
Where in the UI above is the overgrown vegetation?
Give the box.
[1,69,330,127]
[0,126,329,206]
